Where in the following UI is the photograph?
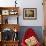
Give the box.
[23,8,37,20]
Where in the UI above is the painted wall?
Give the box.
[18,26,44,44]
[0,0,44,45]
[18,0,44,26]
[0,0,44,26]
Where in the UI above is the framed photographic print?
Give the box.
[9,9,18,15]
[23,8,37,20]
[2,10,9,15]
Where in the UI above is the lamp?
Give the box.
[15,0,17,7]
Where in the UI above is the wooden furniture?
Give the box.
[44,29,46,46]
[43,0,46,46]
[2,40,19,46]
[0,7,19,24]
[0,41,2,46]
[0,7,19,46]
[0,24,19,31]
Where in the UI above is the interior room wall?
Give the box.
[18,26,44,44]
[18,0,44,26]
[0,0,44,26]
[0,0,44,45]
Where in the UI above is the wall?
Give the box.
[0,0,44,45]
[0,0,44,26]
[18,26,44,44]
[18,0,44,26]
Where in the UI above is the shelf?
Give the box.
[0,7,19,46]
[0,24,20,32]
[2,41,19,45]
[2,40,19,43]
[0,7,19,24]
[1,40,19,46]
[0,7,19,15]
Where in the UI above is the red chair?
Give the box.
[21,28,41,46]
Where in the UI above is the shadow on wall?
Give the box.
[18,26,44,45]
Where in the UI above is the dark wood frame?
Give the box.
[23,8,37,20]
[2,10,9,15]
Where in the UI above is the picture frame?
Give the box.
[23,8,37,20]
[9,10,18,15]
[2,10,9,15]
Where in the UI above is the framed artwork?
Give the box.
[2,10,9,15]
[9,10,18,15]
[23,8,37,20]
